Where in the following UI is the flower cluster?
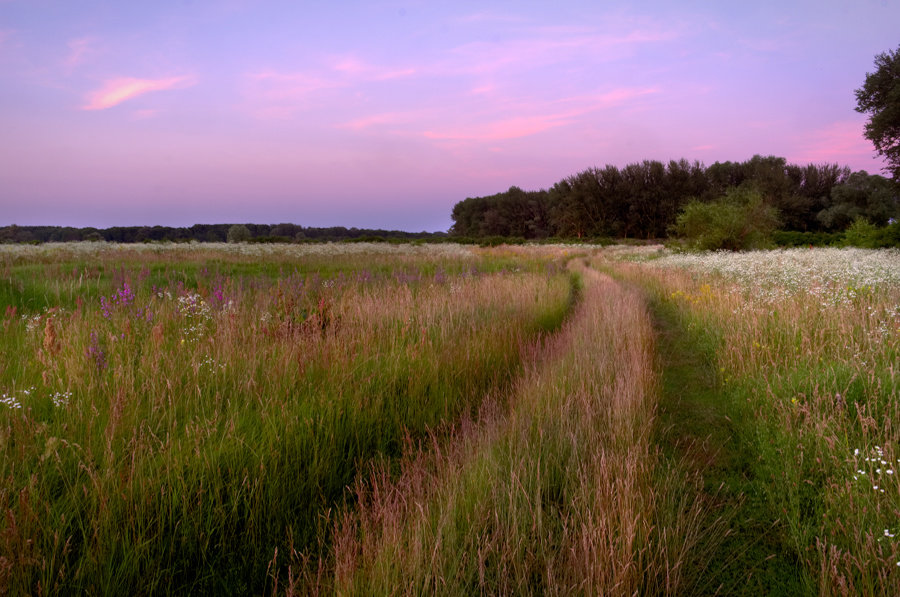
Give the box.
[1,387,72,410]
[100,281,136,318]
[852,445,897,494]
[87,331,107,371]
[50,391,72,408]
[1,391,24,409]
[176,293,212,341]
[200,355,226,372]
[643,247,900,301]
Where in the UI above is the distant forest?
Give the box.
[4,155,898,245]
[450,155,899,239]
[0,223,447,244]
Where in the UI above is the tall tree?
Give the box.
[855,45,900,180]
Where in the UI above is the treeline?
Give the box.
[0,223,447,244]
[451,155,899,239]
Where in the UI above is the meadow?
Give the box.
[1,241,898,595]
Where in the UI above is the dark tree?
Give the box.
[818,171,899,230]
[855,45,900,180]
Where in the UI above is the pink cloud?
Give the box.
[82,76,194,110]
[424,113,574,141]
[793,120,886,171]
[453,12,526,24]
[249,70,339,99]
[409,87,660,141]
[330,56,416,81]
[242,70,343,118]
[64,37,95,69]
[338,111,419,131]
[445,27,678,75]
[0,28,15,53]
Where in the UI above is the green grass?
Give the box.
[649,294,813,595]
[0,245,577,594]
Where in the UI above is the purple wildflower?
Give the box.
[87,331,106,371]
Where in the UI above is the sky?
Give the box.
[1,0,897,232]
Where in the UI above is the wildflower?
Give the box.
[87,331,107,371]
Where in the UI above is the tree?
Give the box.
[226,224,251,243]
[855,45,900,180]
[818,171,899,230]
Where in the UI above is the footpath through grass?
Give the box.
[650,296,814,595]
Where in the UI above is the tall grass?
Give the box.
[609,247,900,595]
[320,263,715,595]
[0,244,574,594]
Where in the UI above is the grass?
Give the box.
[2,242,899,594]
[0,243,576,594]
[606,246,900,595]
[316,263,716,595]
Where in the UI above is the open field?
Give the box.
[1,242,899,595]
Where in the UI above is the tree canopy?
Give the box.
[855,45,900,180]
[450,156,895,240]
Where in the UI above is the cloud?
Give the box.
[443,27,679,75]
[338,111,421,131]
[793,120,886,171]
[242,70,343,118]
[64,37,95,70]
[453,12,526,25]
[329,56,416,81]
[424,113,573,141]
[423,87,659,141]
[249,70,340,99]
[0,28,15,51]
[82,76,194,110]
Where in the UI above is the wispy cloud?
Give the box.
[82,76,194,110]
[64,37,96,70]
[794,120,883,171]
[329,55,417,81]
[0,28,14,50]
[442,27,678,76]
[242,70,344,118]
[424,113,572,141]
[423,87,659,141]
[452,11,527,25]
[338,111,423,131]
[249,70,340,100]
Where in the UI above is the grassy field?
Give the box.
[1,242,898,595]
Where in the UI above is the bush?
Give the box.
[772,230,844,247]
[842,217,900,248]
[672,187,781,251]
[226,224,251,243]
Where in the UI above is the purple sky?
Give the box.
[1,0,897,232]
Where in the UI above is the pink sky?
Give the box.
[0,0,896,231]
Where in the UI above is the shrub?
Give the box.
[226,224,251,243]
[772,230,844,247]
[842,217,900,248]
[672,187,781,251]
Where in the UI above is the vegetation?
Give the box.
[0,223,449,244]
[226,223,251,243]
[450,156,898,244]
[855,44,900,181]
[2,242,899,595]
[671,187,781,251]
